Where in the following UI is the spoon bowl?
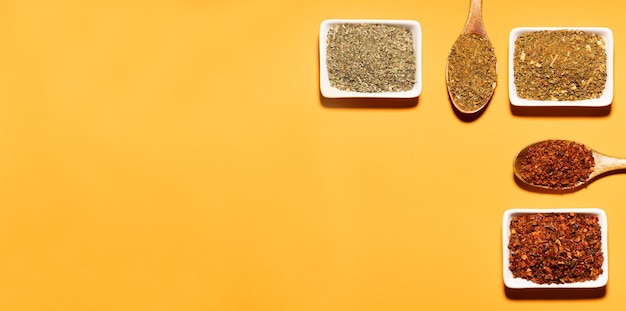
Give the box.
[445,0,497,114]
[513,139,626,190]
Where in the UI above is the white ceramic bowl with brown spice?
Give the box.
[502,208,608,289]
[319,19,422,98]
[508,27,614,107]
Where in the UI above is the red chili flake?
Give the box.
[508,213,603,285]
[518,140,594,189]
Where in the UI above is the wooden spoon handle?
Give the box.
[464,0,487,37]
[592,152,626,177]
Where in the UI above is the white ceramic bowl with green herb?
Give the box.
[502,208,608,289]
[319,19,422,99]
[508,27,613,107]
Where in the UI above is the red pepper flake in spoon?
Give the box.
[517,139,594,189]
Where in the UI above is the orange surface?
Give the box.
[1,0,626,310]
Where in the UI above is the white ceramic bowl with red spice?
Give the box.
[319,19,422,98]
[508,27,614,107]
[502,208,608,289]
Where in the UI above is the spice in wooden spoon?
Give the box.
[446,0,497,113]
[513,139,626,190]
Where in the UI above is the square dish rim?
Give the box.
[508,27,614,107]
[319,19,422,99]
[502,208,608,289]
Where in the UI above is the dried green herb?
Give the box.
[509,213,603,285]
[514,30,607,101]
[446,33,497,111]
[326,23,416,93]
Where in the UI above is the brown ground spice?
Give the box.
[508,213,603,284]
[447,33,497,111]
[514,30,607,101]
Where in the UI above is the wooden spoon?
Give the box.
[445,0,497,114]
[513,140,626,190]
[461,0,488,37]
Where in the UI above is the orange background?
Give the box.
[1,0,625,310]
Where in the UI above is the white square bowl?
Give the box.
[319,19,422,99]
[508,27,614,107]
[502,208,608,289]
